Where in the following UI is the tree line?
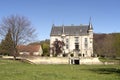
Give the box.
[94,33,120,58]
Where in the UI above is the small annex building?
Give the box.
[17,45,43,56]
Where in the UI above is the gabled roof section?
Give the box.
[50,25,89,36]
[17,45,41,53]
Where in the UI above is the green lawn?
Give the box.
[99,57,120,62]
[0,59,120,80]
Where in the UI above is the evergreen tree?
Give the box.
[0,29,14,55]
[41,43,50,56]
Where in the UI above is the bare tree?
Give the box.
[103,34,114,57]
[94,33,116,58]
[0,15,36,58]
[93,33,106,56]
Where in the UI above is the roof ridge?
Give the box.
[53,24,89,27]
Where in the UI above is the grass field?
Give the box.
[0,59,120,80]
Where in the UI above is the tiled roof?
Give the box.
[17,45,41,53]
[50,25,90,36]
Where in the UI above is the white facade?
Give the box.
[50,23,93,57]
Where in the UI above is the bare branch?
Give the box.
[0,15,36,45]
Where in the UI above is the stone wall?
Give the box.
[26,57,69,64]
[26,57,102,65]
[80,57,102,64]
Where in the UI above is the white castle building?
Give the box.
[50,20,93,57]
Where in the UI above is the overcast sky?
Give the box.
[0,0,120,41]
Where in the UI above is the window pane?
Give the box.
[75,37,79,43]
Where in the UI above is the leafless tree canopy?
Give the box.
[0,15,36,45]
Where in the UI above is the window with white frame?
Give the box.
[84,38,88,48]
[75,37,79,43]
[66,38,69,49]
[85,38,88,43]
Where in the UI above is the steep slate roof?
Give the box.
[17,45,41,53]
[50,25,90,36]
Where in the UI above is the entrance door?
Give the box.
[74,60,79,64]
[70,59,80,64]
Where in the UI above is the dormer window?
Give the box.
[58,31,61,35]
